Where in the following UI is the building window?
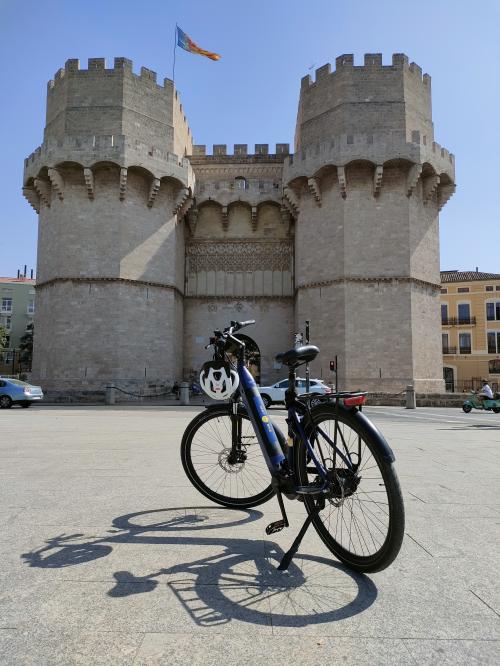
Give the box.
[457,303,470,324]
[27,299,35,314]
[486,301,500,321]
[486,286,494,291]
[441,288,447,294]
[234,177,247,190]
[489,359,500,374]
[441,304,448,324]
[459,332,471,354]
[457,287,469,293]
[5,317,11,330]
[1,297,12,312]
[487,331,500,354]
[497,286,500,291]
[442,333,450,353]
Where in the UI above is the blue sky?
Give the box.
[0,0,498,277]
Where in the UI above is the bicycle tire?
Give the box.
[295,404,405,573]
[181,406,275,508]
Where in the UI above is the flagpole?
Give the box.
[172,23,178,82]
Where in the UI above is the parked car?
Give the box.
[0,378,44,408]
[258,377,332,408]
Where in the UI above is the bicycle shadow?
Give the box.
[21,506,378,628]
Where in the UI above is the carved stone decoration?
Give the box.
[177,194,194,221]
[147,178,160,208]
[423,174,440,203]
[221,206,229,231]
[48,168,64,200]
[22,186,40,214]
[438,183,456,211]
[119,167,127,201]
[186,207,198,235]
[283,186,299,215]
[173,186,190,215]
[373,165,383,197]
[406,163,422,196]
[307,177,321,205]
[83,168,94,200]
[337,166,347,199]
[186,241,293,273]
[251,206,258,231]
[34,178,51,207]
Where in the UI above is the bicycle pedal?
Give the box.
[265,519,287,535]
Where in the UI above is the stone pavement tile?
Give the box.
[0,627,143,666]
[267,572,500,639]
[403,512,485,558]
[3,580,272,634]
[135,632,414,665]
[404,500,500,519]
[403,638,500,665]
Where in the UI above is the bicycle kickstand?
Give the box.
[277,496,326,571]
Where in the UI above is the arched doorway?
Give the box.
[226,334,261,384]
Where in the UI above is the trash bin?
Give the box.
[405,384,416,409]
[180,381,190,405]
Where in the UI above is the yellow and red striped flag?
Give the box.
[176,26,221,61]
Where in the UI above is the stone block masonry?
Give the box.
[24,53,455,395]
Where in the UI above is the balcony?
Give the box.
[458,347,472,355]
[442,346,457,355]
[441,316,476,326]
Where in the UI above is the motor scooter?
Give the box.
[462,391,500,413]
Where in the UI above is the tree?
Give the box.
[0,324,7,351]
[18,324,34,371]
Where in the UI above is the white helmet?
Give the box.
[200,361,239,400]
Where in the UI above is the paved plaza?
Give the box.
[0,404,499,664]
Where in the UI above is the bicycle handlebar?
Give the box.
[204,320,256,349]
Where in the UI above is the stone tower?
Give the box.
[23,58,194,391]
[24,53,455,396]
[286,53,455,392]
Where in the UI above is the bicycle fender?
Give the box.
[354,410,396,463]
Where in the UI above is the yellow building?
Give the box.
[441,270,500,392]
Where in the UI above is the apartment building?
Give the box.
[441,270,500,391]
[0,275,36,373]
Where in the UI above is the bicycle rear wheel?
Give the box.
[296,404,405,573]
[181,406,275,508]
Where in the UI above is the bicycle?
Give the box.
[181,320,405,573]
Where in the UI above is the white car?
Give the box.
[258,378,332,408]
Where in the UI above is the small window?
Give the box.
[27,299,35,314]
[234,177,247,190]
[486,286,494,291]
[459,332,471,354]
[441,304,448,323]
[489,359,500,374]
[458,303,470,322]
[1,297,12,312]
[487,332,498,354]
[5,317,11,330]
[457,287,469,293]
[441,288,447,294]
[496,285,500,291]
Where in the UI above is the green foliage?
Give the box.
[0,324,7,351]
[19,324,34,370]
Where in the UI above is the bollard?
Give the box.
[405,384,416,409]
[105,386,115,405]
[180,381,190,405]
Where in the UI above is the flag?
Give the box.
[176,26,221,61]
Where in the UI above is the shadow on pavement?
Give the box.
[21,505,378,628]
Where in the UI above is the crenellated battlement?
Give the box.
[23,134,193,190]
[296,52,434,151]
[301,53,431,88]
[190,144,290,159]
[47,57,175,92]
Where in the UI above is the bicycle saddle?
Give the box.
[275,345,319,367]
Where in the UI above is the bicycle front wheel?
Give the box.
[181,407,275,508]
[296,404,405,573]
